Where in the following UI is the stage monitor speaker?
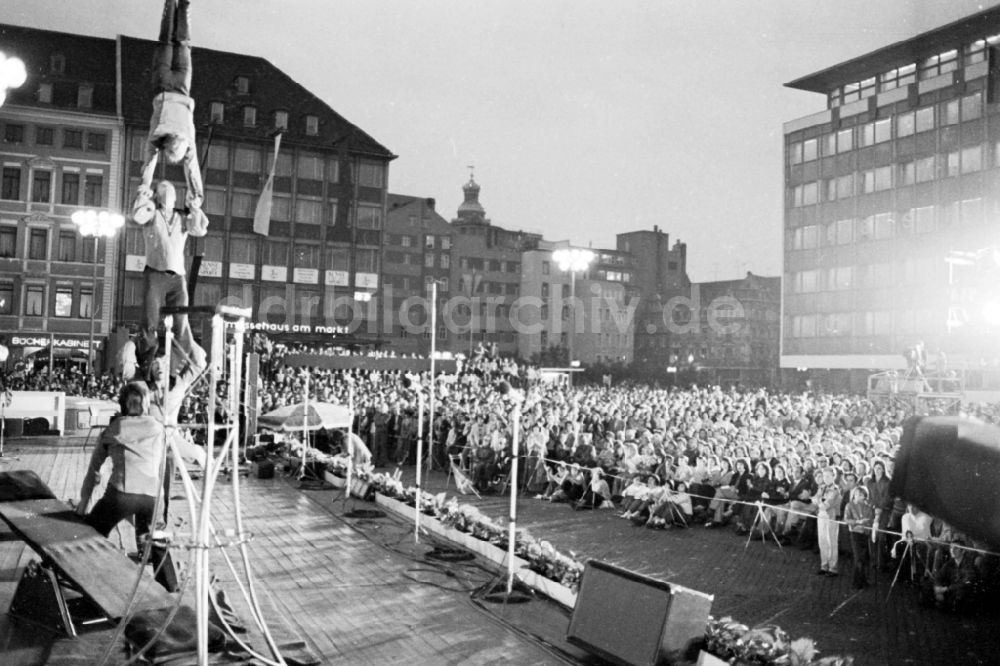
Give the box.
[567,560,713,666]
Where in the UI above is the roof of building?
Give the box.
[386,193,451,232]
[118,35,394,159]
[785,5,1000,93]
[0,24,117,114]
[695,272,781,296]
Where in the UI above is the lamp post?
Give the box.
[426,278,447,472]
[71,209,124,374]
[552,247,595,377]
[0,51,27,108]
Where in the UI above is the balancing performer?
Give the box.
[134,0,204,218]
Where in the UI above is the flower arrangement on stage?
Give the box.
[325,455,350,476]
[522,538,585,590]
[324,461,844,656]
[703,617,852,665]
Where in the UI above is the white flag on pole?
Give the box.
[253,132,282,235]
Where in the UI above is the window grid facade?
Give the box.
[784,17,1000,370]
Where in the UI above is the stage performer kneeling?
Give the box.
[76,382,177,591]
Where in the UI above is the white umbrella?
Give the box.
[259,402,352,432]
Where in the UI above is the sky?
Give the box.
[2,0,999,281]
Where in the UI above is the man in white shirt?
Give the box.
[133,180,207,376]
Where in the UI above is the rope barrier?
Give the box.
[500,450,1000,559]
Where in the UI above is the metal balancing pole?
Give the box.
[89,236,99,375]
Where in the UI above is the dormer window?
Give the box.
[235,76,250,94]
[50,53,65,74]
[38,83,52,104]
[243,105,257,127]
[210,101,224,123]
[274,110,288,130]
[77,84,93,109]
[305,115,319,136]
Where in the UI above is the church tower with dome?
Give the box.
[454,172,490,225]
[447,170,541,357]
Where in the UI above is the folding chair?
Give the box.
[446,454,480,497]
[445,454,465,491]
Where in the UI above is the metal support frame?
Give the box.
[160,304,286,666]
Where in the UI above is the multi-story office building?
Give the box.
[649,273,780,386]
[783,6,1000,391]
[116,36,394,345]
[519,241,636,366]
[383,194,453,355]
[449,176,540,357]
[0,26,123,369]
[618,226,689,372]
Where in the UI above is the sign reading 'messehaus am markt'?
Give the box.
[229,322,350,335]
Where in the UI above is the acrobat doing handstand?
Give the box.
[131,0,207,379]
[135,0,203,214]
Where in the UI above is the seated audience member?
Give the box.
[576,468,614,510]
[537,462,569,500]
[557,463,587,503]
[471,443,497,493]
[619,475,657,520]
[922,537,979,612]
[705,458,748,527]
[735,461,771,536]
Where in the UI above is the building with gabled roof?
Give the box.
[114,35,395,344]
[0,24,123,370]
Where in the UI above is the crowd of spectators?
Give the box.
[3,338,998,614]
[0,362,124,401]
[259,346,1000,614]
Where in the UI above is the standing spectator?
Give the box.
[814,467,842,577]
[865,459,892,570]
[371,403,391,467]
[844,486,874,589]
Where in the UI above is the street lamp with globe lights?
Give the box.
[0,51,28,108]
[71,209,124,374]
[552,247,595,375]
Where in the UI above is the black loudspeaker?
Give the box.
[255,460,275,479]
[891,415,1000,549]
[567,560,713,666]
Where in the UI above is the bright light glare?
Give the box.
[72,209,125,238]
[983,302,1000,327]
[0,52,28,108]
[552,247,595,272]
[1,56,27,89]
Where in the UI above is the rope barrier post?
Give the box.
[506,399,522,596]
[426,279,439,475]
[415,391,424,544]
